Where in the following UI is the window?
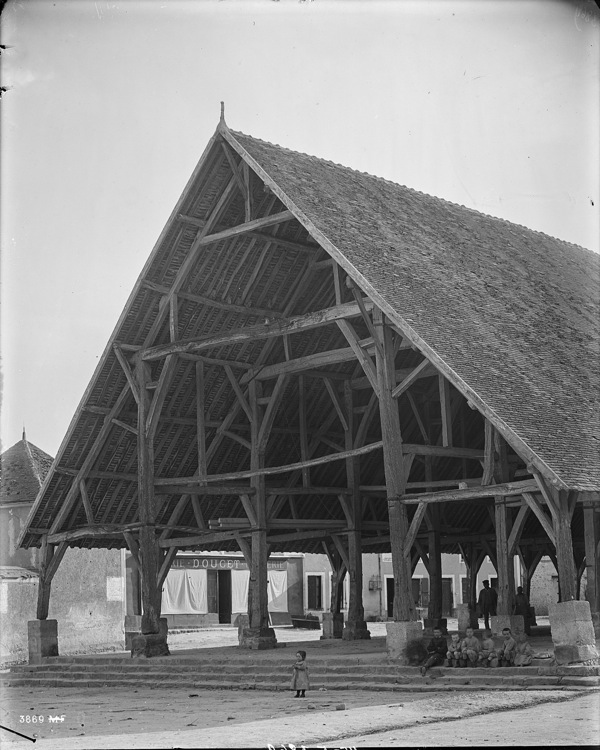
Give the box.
[307,574,323,610]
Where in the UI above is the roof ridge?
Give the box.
[229,128,594,255]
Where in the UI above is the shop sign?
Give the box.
[172,556,287,571]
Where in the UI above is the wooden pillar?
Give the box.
[321,541,346,639]
[136,361,162,635]
[373,310,415,622]
[342,381,370,639]
[35,538,68,621]
[459,543,483,629]
[552,491,577,602]
[583,504,600,629]
[494,499,515,615]
[240,378,279,649]
[425,505,443,625]
[132,361,169,657]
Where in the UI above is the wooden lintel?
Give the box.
[398,479,538,504]
[48,523,144,544]
[141,300,369,362]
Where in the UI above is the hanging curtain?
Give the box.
[268,569,288,612]
[161,568,208,614]
[231,569,250,614]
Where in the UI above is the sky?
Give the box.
[0,0,598,458]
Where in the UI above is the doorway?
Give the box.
[386,577,394,618]
[218,569,232,624]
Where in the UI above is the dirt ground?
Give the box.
[1,623,598,748]
[1,684,598,748]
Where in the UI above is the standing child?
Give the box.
[446,633,462,667]
[478,629,498,668]
[291,650,310,697]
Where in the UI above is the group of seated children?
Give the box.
[420,626,533,676]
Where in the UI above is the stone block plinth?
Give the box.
[549,600,599,665]
[490,615,523,637]
[131,632,170,658]
[386,620,423,664]
[239,626,277,650]
[456,604,471,634]
[321,613,344,639]
[28,619,59,664]
[342,619,371,640]
[126,616,168,651]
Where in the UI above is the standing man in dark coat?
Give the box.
[513,586,531,635]
[478,580,498,630]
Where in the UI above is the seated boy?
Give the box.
[420,627,447,676]
[499,627,517,666]
[514,633,533,666]
[446,633,462,667]
[460,627,481,667]
[478,629,498,667]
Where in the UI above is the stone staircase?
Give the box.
[4,654,600,692]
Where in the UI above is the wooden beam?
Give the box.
[438,374,453,447]
[522,492,556,545]
[142,300,370,362]
[336,319,379,395]
[257,374,288,451]
[113,345,140,405]
[391,359,434,399]
[196,361,207,480]
[331,534,351,571]
[123,531,141,570]
[508,504,530,556]
[48,523,144,544]
[142,280,284,321]
[79,480,95,525]
[324,378,349,432]
[196,210,294,246]
[224,365,252,422]
[404,501,427,556]
[146,354,177,441]
[298,375,310,488]
[160,528,253,548]
[156,483,254,495]
[239,493,258,527]
[154,440,383,486]
[242,339,377,382]
[399,479,537,504]
[190,495,206,530]
[157,547,178,589]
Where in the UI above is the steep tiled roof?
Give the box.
[227,129,600,489]
[0,438,53,505]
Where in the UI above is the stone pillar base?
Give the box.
[127,617,168,652]
[28,620,59,664]
[342,619,371,640]
[321,612,344,639]
[423,617,447,636]
[456,604,473,634]
[386,620,424,665]
[239,626,277,650]
[549,600,599,665]
[131,632,170,658]
[490,614,523,637]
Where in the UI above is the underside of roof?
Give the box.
[18,119,600,559]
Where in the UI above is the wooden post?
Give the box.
[321,541,346,639]
[342,380,369,640]
[553,491,577,602]
[425,505,443,628]
[240,379,279,649]
[133,361,168,656]
[35,538,68,620]
[583,504,600,631]
[494,499,515,615]
[373,309,416,624]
